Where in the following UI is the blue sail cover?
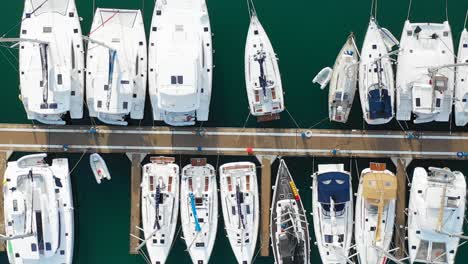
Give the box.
[368,89,392,119]
[189,193,201,232]
[317,172,350,212]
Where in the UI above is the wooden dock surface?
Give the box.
[394,158,409,259]
[0,152,6,252]
[260,157,273,256]
[129,153,143,254]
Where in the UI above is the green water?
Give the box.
[0,0,467,263]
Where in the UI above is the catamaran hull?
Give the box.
[455,29,468,126]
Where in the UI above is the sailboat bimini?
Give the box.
[86,8,147,126]
[2,154,74,263]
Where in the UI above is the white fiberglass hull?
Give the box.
[148,0,213,126]
[244,14,284,117]
[141,157,179,264]
[455,29,468,126]
[396,21,455,123]
[180,159,217,264]
[3,154,74,264]
[89,153,111,184]
[19,0,85,124]
[219,162,259,264]
[86,8,147,126]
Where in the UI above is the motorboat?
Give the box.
[15,0,85,124]
[86,8,147,126]
[355,162,397,264]
[270,159,310,264]
[408,167,466,264]
[359,18,395,125]
[328,33,359,123]
[312,164,353,264]
[219,162,259,264]
[148,0,213,126]
[455,28,468,126]
[2,154,74,263]
[140,157,179,264]
[396,20,455,124]
[245,8,284,122]
[89,153,111,184]
[180,158,217,264]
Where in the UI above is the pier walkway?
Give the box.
[1,123,468,257]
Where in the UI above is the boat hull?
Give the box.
[455,29,468,126]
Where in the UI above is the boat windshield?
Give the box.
[30,0,70,16]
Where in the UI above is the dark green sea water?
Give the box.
[0,0,467,263]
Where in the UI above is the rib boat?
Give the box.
[16,0,85,124]
[2,154,74,263]
[245,8,284,122]
[328,33,359,123]
[148,0,213,126]
[408,167,466,264]
[312,164,353,264]
[271,159,310,264]
[359,18,395,125]
[355,162,397,264]
[86,8,147,126]
[180,158,217,264]
[396,20,455,124]
[455,28,468,126]
[89,153,111,184]
[219,162,259,264]
[141,157,179,264]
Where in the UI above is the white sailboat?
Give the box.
[89,153,111,184]
[359,18,395,125]
[219,162,259,264]
[244,5,284,122]
[86,8,147,126]
[148,0,213,126]
[180,158,217,264]
[396,20,455,124]
[140,157,179,264]
[312,164,353,264]
[455,28,468,126]
[328,33,359,123]
[2,154,74,263]
[355,162,397,264]
[15,0,85,124]
[408,167,466,264]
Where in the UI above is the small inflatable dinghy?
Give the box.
[90,153,111,184]
[313,67,333,89]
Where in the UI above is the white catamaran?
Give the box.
[408,167,466,264]
[355,162,397,264]
[140,157,179,264]
[148,0,213,126]
[86,8,147,126]
[244,5,284,122]
[328,34,359,123]
[2,154,74,264]
[15,0,85,124]
[359,18,395,125]
[219,162,259,264]
[455,28,468,126]
[180,158,217,264]
[312,164,353,264]
[396,20,455,124]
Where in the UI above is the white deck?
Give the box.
[86,8,147,126]
[244,14,284,117]
[455,29,468,126]
[148,0,213,126]
[19,0,84,124]
[396,20,455,123]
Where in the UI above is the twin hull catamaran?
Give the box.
[355,163,397,264]
[86,8,147,126]
[18,0,85,124]
[455,29,468,126]
[180,158,217,264]
[148,0,213,126]
[141,157,180,264]
[219,162,259,264]
[271,159,310,264]
[2,154,74,264]
[408,167,466,264]
[312,164,353,264]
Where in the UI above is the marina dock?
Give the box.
[1,123,468,255]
